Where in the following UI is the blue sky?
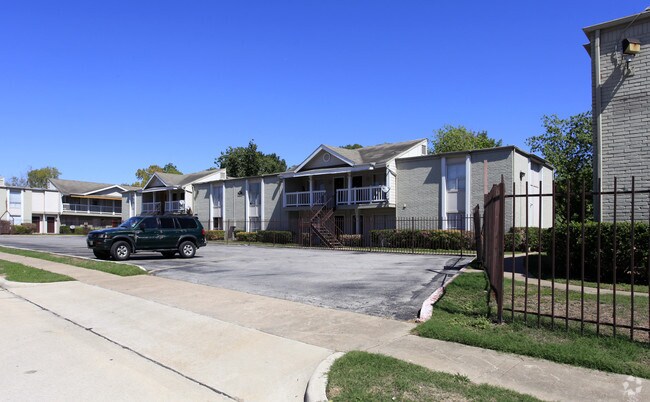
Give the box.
[1,1,647,185]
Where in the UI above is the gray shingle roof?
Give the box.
[324,138,426,166]
[153,170,218,188]
[49,178,126,195]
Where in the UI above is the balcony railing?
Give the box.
[141,201,185,213]
[336,185,386,205]
[141,202,161,213]
[63,203,122,215]
[284,190,326,207]
[165,200,185,213]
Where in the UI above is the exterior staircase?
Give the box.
[310,198,343,248]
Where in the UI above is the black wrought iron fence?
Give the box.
[206,214,479,256]
[482,177,650,342]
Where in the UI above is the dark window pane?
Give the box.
[178,218,198,229]
[141,217,159,229]
[160,217,175,229]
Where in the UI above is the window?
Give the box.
[140,217,159,229]
[446,162,466,192]
[177,217,198,229]
[249,182,261,206]
[421,144,427,155]
[9,190,21,208]
[160,217,175,229]
[213,186,223,208]
[352,176,363,188]
[250,217,261,232]
[446,213,466,230]
[213,217,223,230]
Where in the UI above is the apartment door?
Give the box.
[32,217,41,233]
[46,217,55,234]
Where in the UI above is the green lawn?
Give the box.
[0,246,145,276]
[0,260,74,283]
[327,351,540,402]
[415,272,650,379]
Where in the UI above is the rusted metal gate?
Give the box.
[483,181,505,323]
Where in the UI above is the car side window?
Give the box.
[160,217,175,229]
[140,217,159,229]
[177,218,197,229]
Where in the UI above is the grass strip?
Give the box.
[327,351,540,402]
[0,246,145,277]
[0,260,74,283]
[415,272,650,379]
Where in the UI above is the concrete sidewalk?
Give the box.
[1,251,648,401]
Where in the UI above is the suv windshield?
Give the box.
[119,217,142,228]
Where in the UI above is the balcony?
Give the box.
[141,201,185,214]
[284,186,387,207]
[336,185,387,205]
[63,203,122,215]
[284,190,326,207]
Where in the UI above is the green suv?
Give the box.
[87,215,207,261]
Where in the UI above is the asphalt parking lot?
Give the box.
[0,235,473,320]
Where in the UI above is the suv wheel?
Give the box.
[178,241,196,258]
[111,241,131,261]
[93,250,111,260]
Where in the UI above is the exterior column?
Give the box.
[282,179,286,207]
[347,172,352,205]
[465,154,471,221]
[309,176,314,207]
[209,183,214,230]
[355,209,360,234]
[244,180,249,232]
[260,179,265,230]
[441,157,447,230]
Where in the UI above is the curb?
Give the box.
[304,352,345,402]
[416,258,473,322]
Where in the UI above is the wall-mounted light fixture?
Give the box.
[519,171,526,180]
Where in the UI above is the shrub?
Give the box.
[542,221,649,285]
[59,225,72,234]
[205,230,225,241]
[370,229,474,250]
[504,227,545,252]
[72,226,92,235]
[235,231,258,242]
[11,224,37,235]
[256,230,293,244]
[339,234,362,247]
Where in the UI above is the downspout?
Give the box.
[594,29,603,222]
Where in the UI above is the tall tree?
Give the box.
[215,140,286,177]
[339,144,363,149]
[133,163,183,187]
[26,166,61,188]
[430,125,502,154]
[526,112,593,221]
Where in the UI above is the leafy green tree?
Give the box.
[340,144,363,149]
[526,112,593,221]
[430,125,502,154]
[27,167,61,188]
[215,140,286,177]
[8,176,28,187]
[133,163,183,187]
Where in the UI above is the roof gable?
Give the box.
[293,145,355,173]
